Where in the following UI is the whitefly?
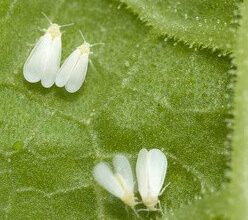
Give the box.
[23,12,73,88]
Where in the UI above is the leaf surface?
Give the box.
[120,0,239,53]
[0,0,232,219]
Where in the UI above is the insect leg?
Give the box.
[159,182,171,196]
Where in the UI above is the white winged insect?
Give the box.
[136,148,168,212]
[23,12,73,88]
[93,154,138,214]
[55,31,103,93]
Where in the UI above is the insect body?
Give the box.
[136,148,168,211]
[23,15,62,88]
[93,155,136,209]
[55,31,102,93]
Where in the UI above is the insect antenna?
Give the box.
[90,42,105,47]
[41,12,52,24]
[60,23,74,28]
[79,30,87,42]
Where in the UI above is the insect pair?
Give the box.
[23,13,103,93]
[93,148,168,216]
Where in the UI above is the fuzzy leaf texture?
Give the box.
[120,0,240,53]
[0,0,235,219]
[227,1,248,219]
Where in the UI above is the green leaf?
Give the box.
[0,0,232,219]
[227,1,248,219]
[119,0,239,53]
[164,189,230,219]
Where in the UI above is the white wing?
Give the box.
[93,162,124,199]
[136,148,149,198]
[41,35,61,88]
[113,155,134,193]
[148,149,167,197]
[55,49,81,87]
[23,33,51,83]
[65,53,88,93]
